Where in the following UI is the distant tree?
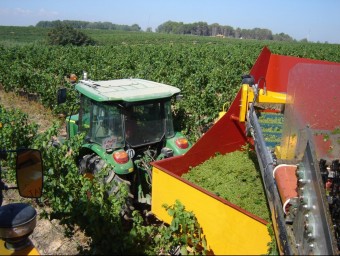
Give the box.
[252,28,273,40]
[156,21,177,33]
[36,20,63,28]
[193,22,209,36]
[146,27,153,32]
[234,27,242,38]
[62,20,90,29]
[210,23,220,36]
[47,23,96,46]
[273,33,293,41]
[221,25,234,37]
[36,21,49,27]
[130,24,142,31]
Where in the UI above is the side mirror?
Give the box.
[16,149,43,198]
[57,88,67,104]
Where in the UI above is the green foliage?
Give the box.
[266,223,279,255]
[0,105,38,175]
[153,200,207,255]
[0,104,38,150]
[47,23,96,46]
[0,42,258,142]
[31,124,149,254]
[0,26,48,46]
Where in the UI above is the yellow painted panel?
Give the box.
[275,134,298,160]
[258,89,286,104]
[0,240,40,255]
[239,84,249,122]
[239,83,286,123]
[152,167,271,255]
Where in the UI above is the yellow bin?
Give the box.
[151,166,271,255]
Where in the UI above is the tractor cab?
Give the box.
[59,78,190,156]
[58,77,191,206]
[77,96,176,152]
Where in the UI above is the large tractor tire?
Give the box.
[78,153,134,220]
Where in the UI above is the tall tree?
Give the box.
[47,23,96,46]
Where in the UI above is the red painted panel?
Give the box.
[153,88,247,176]
[153,46,340,177]
[249,46,271,86]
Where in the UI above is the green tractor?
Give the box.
[57,75,191,216]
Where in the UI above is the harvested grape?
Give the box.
[182,148,270,221]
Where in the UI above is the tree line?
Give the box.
[36,20,142,32]
[156,21,295,41]
[36,19,297,42]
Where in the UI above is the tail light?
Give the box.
[113,151,129,164]
[175,138,189,149]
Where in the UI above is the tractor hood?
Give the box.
[75,78,180,102]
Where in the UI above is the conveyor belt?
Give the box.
[257,111,284,150]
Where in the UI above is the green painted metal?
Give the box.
[82,143,134,175]
[66,114,79,138]
[165,132,192,156]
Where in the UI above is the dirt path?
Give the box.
[1,89,88,255]
[0,89,57,133]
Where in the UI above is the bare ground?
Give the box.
[1,89,89,255]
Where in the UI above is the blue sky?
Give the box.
[0,0,339,43]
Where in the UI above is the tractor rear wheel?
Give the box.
[78,153,134,220]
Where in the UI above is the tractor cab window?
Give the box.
[125,100,173,147]
[91,103,124,150]
[79,96,91,135]
[79,96,124,150]
[164,100,175,138]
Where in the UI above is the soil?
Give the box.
[1,89,89,255]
